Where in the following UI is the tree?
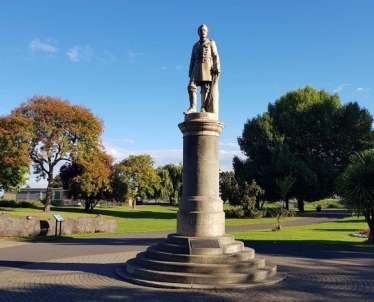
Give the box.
[236,86,374,211]
[59,149,113,211]
[52,175,63,188]
[111,154,160,202]
[219,171,240,204]
[163,163,183,205]
[338,150,374,243]
[3,95,103,212]
[0,115,31,190]
[275,174,295,210]
[154,167,173,202]
[224,179,265,218]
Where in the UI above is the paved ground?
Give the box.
[0,210,373,301]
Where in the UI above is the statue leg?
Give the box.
[184,81,197,114]
[200,83,210,113]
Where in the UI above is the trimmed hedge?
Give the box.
[0,199,43,208]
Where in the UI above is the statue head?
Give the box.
[197,24,209,38]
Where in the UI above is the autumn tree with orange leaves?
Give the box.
[0,115,31,190]
[59,150,113,211]
[1,95,104,212]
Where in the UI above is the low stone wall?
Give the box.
[0,213,117,237]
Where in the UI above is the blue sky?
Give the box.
[1,1,373,188]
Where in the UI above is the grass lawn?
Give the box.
[230,216,371,248]
[0,204,301,234]
[1,203,372,248]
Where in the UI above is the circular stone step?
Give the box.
[135,251,266,273]
[146,246,255,264]
[125,258,278,285]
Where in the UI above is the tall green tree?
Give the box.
[236,86,374,211]
[111,154,160,202]
[2,95,104,212]
[163,163,183,205]
[338,150,374,243]
[154,167,173,202]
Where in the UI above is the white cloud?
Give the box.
[67,45,94,62]
[175,65,184,70]
[127,50,151,64]
[106,138,135,144]
[28,39,58,53]
[333,84,350,93]
[97,51,117,64]
[357,87,370,92]
[128,50,144,57]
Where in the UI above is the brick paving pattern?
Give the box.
[0,210,373,301]
[1,248,373,302]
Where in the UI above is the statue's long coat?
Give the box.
[188,39,220,83]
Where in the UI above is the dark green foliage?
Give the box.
[223,179,264,218]
[0,199,42,208]
[219,171,240,204]
[236,86,374,211]
[162,163,183,205]
[338,150,374,242]
[224,206,245,218]
[262,207,295,218]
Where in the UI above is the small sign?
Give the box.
[190,239,220,249]
[53,214,65,222]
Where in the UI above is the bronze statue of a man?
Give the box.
[184,24,220,115]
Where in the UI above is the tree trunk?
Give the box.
[285,194,289,210]
[297,197,305,212]
[44,170,53,212]
[84,196,90,211]
[366,212,374,243]
[255,198,260,210]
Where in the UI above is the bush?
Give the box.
[263,207,295,218]
[0,200,18,207]
[224,206,245,218]
[52,199,64,206]
[0,199,43,208]
[248,209,263,219]
[263,208,279,218]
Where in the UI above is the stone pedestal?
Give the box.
[116,112,286,289]
[177,112,225,237]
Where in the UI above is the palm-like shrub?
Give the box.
[338,150,374,243]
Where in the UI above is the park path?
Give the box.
[0,209,373,301]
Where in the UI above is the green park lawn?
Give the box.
[230,217,370,248]
[0,203,370,247]
[0,203,301,233]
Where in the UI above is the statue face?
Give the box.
[198,26,208,39]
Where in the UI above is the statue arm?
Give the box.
[188,45,196,78]
[210,40,220,74]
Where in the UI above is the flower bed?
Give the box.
[351,229,370,238]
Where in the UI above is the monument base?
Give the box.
[116,113,285,288]
[116,233,286,289]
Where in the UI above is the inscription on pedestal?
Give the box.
[189,239,222,255]
[190,239,220,249]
